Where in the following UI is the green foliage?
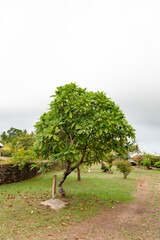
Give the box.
[12,149,36,162]
[116,160,133,179]
[0,131,8,143]
[34,83,135,195]
[34,161,61,174]
[141,153,152,169]
[35,83,135,163]
[1,127,23,143]
[151,155,160,166]
[17,132,35,150]
[122,141,140,160]
[104,152,115,172]
[101,163,109,172]
[133,153,160,168]
[154,161,160,169]
[127,141,139,154]
[0,128,35,156]
[142,159,152,169]
[133,154,143,165]
[3,138,23,155]
[11,150,37,170]
[0,149,12,157]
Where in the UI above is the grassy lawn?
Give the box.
[0,165,159,239]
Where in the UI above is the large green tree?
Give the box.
[34,83,135,196]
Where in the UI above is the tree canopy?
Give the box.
[1,127,23,143]
[34,83,135,196]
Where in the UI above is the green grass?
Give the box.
[0,165,158,239]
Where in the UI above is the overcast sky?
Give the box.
[0,0,160,154]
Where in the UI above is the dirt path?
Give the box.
[45,177,160,240]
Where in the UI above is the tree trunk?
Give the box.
[58,169,71,197]
[58,142,87,196]
[124,172,127,179]
[77,166,81,181]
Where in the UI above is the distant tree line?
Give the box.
[0,127,35,157]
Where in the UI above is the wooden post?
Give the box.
[52,175,57,199]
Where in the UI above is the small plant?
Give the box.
[101,163,109,172]
[133,154,142,166]
[154,161,160,169]
[142,158,152,169]
[141,153,152,169]
[116,160,133,179]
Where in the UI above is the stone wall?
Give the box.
[0,163,39,185]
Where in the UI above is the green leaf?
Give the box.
[77,129,84,134]
[105,129,108,134]
[106,110,110,116]
[69,112,72,118]
[53,135,59,141]
[71,123,75,128]
[75,125,81,130]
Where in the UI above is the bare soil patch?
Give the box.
[43,176,160,240]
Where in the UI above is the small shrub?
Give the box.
[101,163,109,172]
[142,158,152,169]
[116,160,133,179]
[141,153,152,169]
[154,161,160,169]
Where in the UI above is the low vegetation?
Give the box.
[133,153,160,169]
[116,160,133,178]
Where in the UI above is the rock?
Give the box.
[41,198,68,210]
